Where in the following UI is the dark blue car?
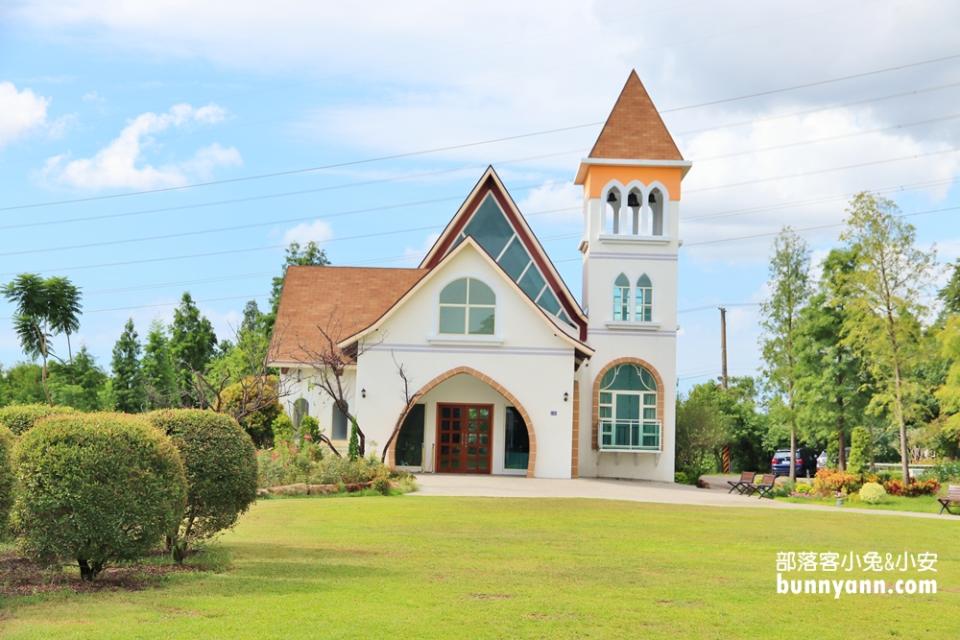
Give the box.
[771,448,818,477]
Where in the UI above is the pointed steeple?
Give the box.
[588,70,683,161]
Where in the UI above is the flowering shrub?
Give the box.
[256,441,386,488]
[859,482,886,504]
[883,478,941,496]
[811,469,862,496]
[793,483,813,495]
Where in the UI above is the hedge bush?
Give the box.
[147,409,257,563]
[859,482,886,504]
[13,413,186,580]
[256,441,384,488]
[0,425,14,535]
[0,403,74,435]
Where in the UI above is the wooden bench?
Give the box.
[751,474,776,499]
[939,484,960,515]
[727,471,756,494]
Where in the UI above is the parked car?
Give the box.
[771,448,818,477]
[816,448,851,470]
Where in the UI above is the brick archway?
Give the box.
[591,357,665,451]
[387,366,537,478]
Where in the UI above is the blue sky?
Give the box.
[1,1,959,390]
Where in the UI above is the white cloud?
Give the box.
[677,107,960,263]
[0,82,50,148]
[517,181,581,222]
[401,231,440,266]
[42,102,240,190]
[283,219,334,246]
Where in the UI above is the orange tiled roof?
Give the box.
[268,265,428,363]
[588,70,683,161]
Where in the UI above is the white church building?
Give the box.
[269,71,690,481]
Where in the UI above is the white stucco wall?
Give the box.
[576,191,679,482]
[282,367,356,449]
[279,243,578,478]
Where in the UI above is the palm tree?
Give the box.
[3,273,83,402]
[46,277,82,362]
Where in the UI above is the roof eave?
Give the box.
[574,157,693,184]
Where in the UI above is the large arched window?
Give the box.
[613,273,630,321]
[598,363,659,450]
[439,277,496,335]
[635,274,653,322]
[292,397,309,429]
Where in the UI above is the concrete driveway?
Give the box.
[412,474,957,521]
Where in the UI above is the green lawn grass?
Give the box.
[777,493,945,513]
[1,496,958,639]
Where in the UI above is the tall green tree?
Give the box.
[170,293,217,406]
[3,274,83,402]
[142,321,179,409]
[48,347,108,411]
[793,248,869,470]
[0,363,45,405]
[760,227,812,481]
[111,319,146,412]
[840,192,936,481]
[938,260,960,319]
[266,241,330,331]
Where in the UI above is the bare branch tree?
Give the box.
[292,309,380,458]
[381,352,421,464]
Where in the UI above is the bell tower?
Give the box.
[574,70,691,482]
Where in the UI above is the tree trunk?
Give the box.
[66,332,73,363]
[789,427,797,482]
[41,354,51,404]
[893,361,910,482]
[77,558,102,581]
[837,427,846,472]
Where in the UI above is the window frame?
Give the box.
[438,277,497,336]
[597,364,661,452]
[635,274,653,322]
[613,273,630,321]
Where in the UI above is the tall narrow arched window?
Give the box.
[439,277,496,335]
[649,188,664,236]
[613,273,630,321]
[635,274,653,322]
[605,187,622,234]
[598,363,660,450]
[292,397,309,429]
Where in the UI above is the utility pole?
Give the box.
[719,306,731,473]
[719,306,728,390]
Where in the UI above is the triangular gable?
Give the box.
[344,236,594,357]
[589,70,683,161]
[419,167,588,340]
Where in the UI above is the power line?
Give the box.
[684,204,960,248]
[7,137,956,260]
[4,51,958,213]
[694,113,960,163]
[672,80,960,137]
[0,148,586,232]
[9,88,959,233]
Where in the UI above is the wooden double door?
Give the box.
[436,403,493,474]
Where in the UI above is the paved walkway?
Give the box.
[412,474,957,521]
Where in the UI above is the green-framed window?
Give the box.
[598,363,660,451]
[635,274,653,322]
[613,273,630,321]
[439,277,496,335]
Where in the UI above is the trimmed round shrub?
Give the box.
[859,481,886,504]
[147,409,257,562]
[0,403,74,435]
[0,425,14,535]
[13,413,186,580]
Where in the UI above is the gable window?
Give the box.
[613,273,630,321]
[598,363,659,451]
[439,277,496,335]
[635,274,653,322]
